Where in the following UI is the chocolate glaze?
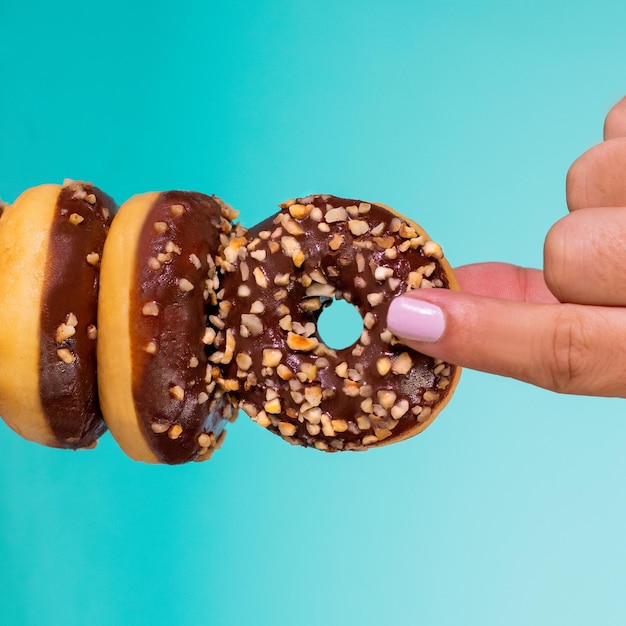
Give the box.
[39,183,114,448]
[131,191,236,464]
[218,195,459,451]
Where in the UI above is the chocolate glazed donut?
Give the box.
[0,181,113,449]
[215,195,461,452]
[98,190,241,464]
[39,182,114,447]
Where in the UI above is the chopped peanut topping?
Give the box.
[197,433,212,447]
[391,352,413,375]
[262,349,282,368]
[253,267,268,288]
[170,385,185,401]
[286,332,319,352]
[56,348,75,364]
[374,266,394,281]
[377,390,397,410]
[55,323,76,343]
[179,278,194,292]
[391,399,410,420]
[357,415,371,431]
[292,249,305,268]
[329,233,344,250]
[264,398,282,414]
[375,428,392,441]
[144,341,158,355]
[306,423,321,436]
[348,220,369,236]
[255,412,271,428]
[279,315,293,331]
[86,252,100,266]
[276,364,293,380]
[321,414,335,437]
[331,419,348,433]
[278,421,297,437]
[376,357,392,376]
[250,300,265,314]
[325,207,348,223]
[360,398,373,414]
[168,424,183,439]
[423,240,443,259]
[299,362,317,381]
[241,314,263,336]
[236,352,253,370]
[399,223,417,239]
[335,361,348,378]
[249,248,266,262]
[288,203,312,219]
[304,386,323,407]
[367,293,384,307]
[142,302,160,317]
[202,327,216,345]
[284,218,305,236]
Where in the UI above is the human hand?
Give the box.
[387,97,626,397]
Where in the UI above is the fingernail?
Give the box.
[387,296,445,342]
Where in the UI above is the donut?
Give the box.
[215,194,461,452]
[0,181,114,449]
[0,183,461,460]
[97,190,241,464]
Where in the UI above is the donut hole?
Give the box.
[317,298,364,350]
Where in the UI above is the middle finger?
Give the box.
[544,205,626,305]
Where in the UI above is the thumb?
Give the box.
[386,289,626,397]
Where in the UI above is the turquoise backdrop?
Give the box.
[2,1,626,624]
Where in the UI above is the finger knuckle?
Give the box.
[545,306,589,393]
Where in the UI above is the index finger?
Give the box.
[454,262,557,304]
[387,288,626,397]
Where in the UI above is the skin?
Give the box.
[387,96,626,397]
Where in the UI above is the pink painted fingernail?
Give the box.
[387,297,445,342]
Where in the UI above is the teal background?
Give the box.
[2,1,626,624]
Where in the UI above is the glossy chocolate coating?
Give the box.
[218,195,458,451]
[39,183,114,448]
[130,191,236,464]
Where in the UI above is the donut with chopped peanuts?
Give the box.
[217,194,461,451]
[97,190,240,464]
[0,181,113,449]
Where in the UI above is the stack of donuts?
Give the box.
[0,181,460,464]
